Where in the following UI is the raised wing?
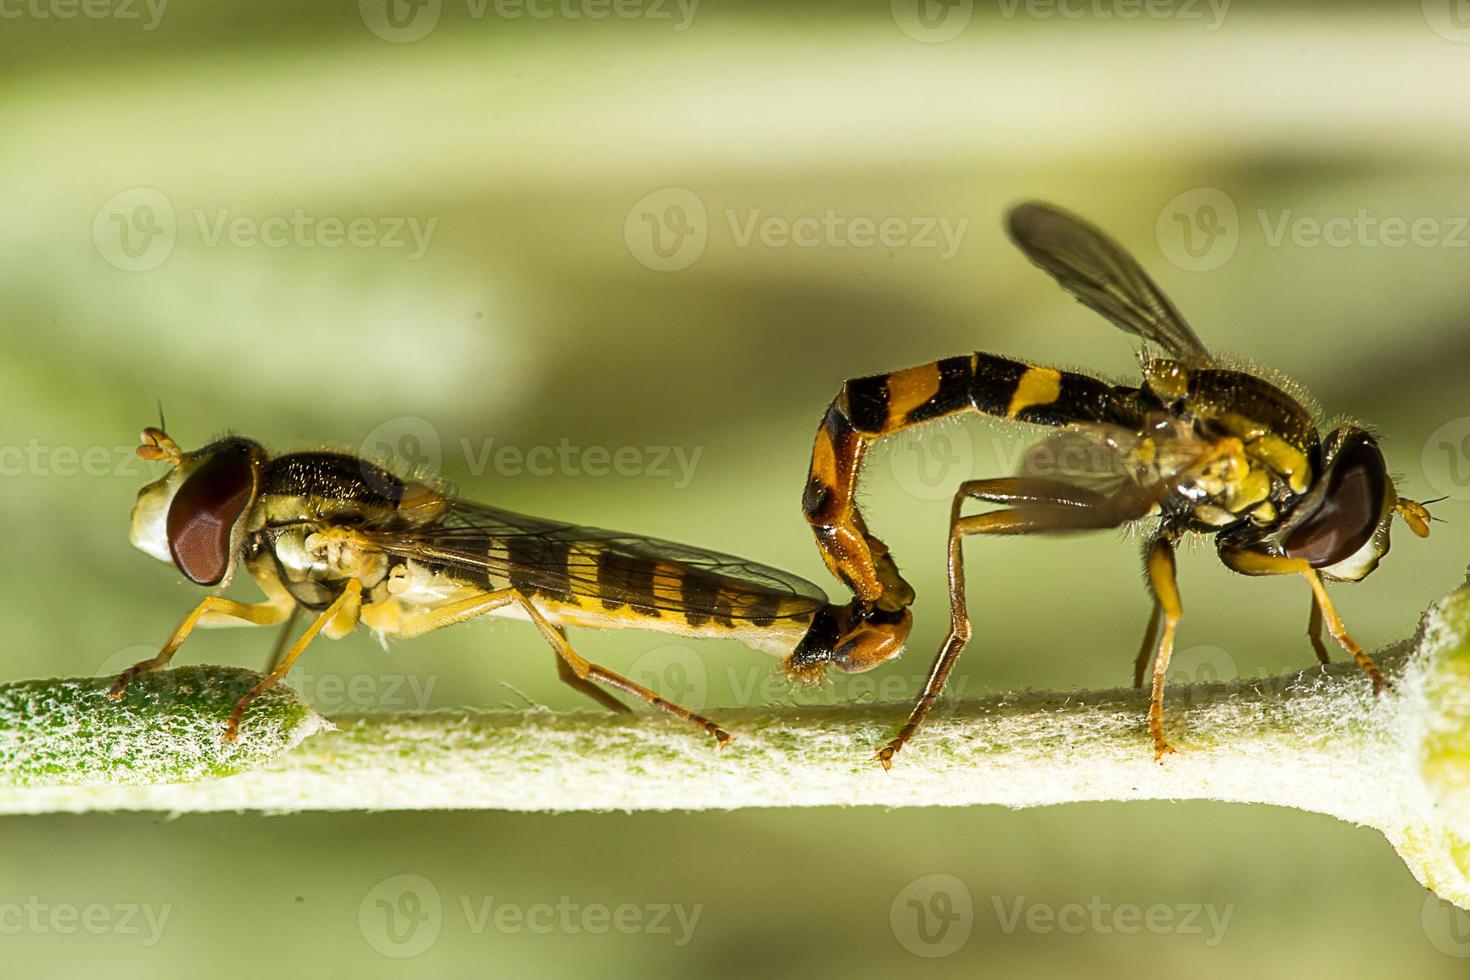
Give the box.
[362,499,829,623]
[1007,201,1212,366]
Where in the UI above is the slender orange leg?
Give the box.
[1144,537,1182,761]
[108,594,294,699]
[1133,602,1162,690]
[1219,547,1387,693]
[263,605,304,674]
[1306,594,1331,666]
[875,477,1149,769]
[1303,570,1388,694]
[223,579,363,741]
[361,588,726,744]
[551,629,634,715]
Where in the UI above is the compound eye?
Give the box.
[1282,436,1386,568]
[166,448,257,585]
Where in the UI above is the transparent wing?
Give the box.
[361,499,829,623]
[1007,201,1212,365]
[1017,424,1144,499]
[1017,420,1215,512]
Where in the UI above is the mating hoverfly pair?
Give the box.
[111,202,1436,764]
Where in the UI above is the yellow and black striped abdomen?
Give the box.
[835,352,1139,438]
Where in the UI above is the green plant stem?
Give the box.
[2,588,1468,910]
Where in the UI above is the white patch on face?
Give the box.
[130,474,182,565]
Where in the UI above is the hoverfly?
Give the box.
[799,201,1437,767]
[110,429,912,742]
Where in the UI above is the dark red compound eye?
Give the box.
[1282,436,1387,568]
[166,448,256,585]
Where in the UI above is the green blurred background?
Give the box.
[4,1,1470,975]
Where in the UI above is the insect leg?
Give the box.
[517,603,732,747]
[1143,537,1182,761]
[223,579,364,741]
[263,605,304,674]
[1133,602,1161,689]
[875,476,1145,769]
[107,593,295,699]
[1218,547,1387,693]
[1306,593,1331,666]
[363,588,728,744]
[551,627,635,715]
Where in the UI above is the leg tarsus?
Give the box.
[110,594,292,700]
[223,580,362,742]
